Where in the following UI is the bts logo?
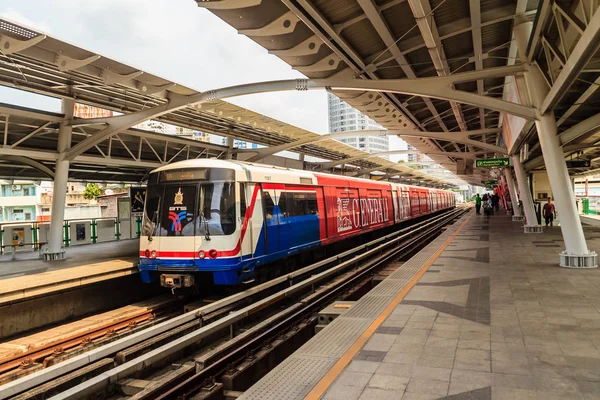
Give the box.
[168,211,187,232]
[169,188,187,232]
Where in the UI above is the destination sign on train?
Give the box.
[161,169,208,181]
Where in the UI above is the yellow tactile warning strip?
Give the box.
[304,214,473,400]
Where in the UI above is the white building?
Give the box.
[327,93,389,155]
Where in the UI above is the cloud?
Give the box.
[0,0,328,133]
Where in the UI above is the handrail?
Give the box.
[0,216,142,256]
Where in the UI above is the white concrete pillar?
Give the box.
[46,98,74,259]
[511,155,541,231]
[504,167,522,220]
[514,16,596,267]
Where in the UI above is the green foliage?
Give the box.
[83,183,101,200]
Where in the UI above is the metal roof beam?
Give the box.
[357,0,450,132]
[239,127,503,161]
[541,6,600,114]
[62,65,531,161]
[0,155,54,179]
[314,149,487,171]
[407,0,468,132]
[282,0,424,129]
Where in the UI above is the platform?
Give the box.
[0,239,138,280]
[0,239,139,304]
[241,211,600,400]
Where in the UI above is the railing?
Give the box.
[0,216,142,256]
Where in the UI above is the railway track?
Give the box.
[0,207,470,400]
[0,296,182,385]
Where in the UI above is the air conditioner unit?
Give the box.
[12,185,21,190]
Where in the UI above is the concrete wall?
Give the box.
[532,171,552,201]
[64,205,102,219]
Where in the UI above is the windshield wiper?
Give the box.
[200,210,211,241]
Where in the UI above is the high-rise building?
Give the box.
[327,93,389,155]
[407,144,424,162]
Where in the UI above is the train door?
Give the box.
[401,187,411,220]
[392,190,400,223]
[420,191,428,214]
[261,184,282,255]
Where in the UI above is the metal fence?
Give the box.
[0,216,142,255]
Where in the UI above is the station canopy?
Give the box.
[0,18,453,187]
[197,0,600,183]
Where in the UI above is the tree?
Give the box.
[83,183,101,200]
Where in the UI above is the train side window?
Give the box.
[306,192,318,215]
[240,184,247,218]
[278,192,289,217]
[284,191,318,216]
[263,191,275,220]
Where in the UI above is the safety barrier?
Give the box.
[0,216,142,256]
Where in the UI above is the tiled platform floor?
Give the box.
[246,211,600,400]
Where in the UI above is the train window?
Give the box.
[197,183,236,236]
[280,191,318,217]
[240,184,247,218]
[263,191,275,220]
[159,185,197,237]
[306,192,318,215]
[143,185,162,237]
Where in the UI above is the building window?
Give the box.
[25,212,31,220]
[23,188,30,196]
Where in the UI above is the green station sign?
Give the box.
[483,180,498,185]
[475,158,510,168]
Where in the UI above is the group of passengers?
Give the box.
[474,193,557,226]
[474,193,499,219]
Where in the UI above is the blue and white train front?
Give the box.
[138,164,251,288]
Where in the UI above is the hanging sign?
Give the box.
[483,180,498,185]
[475,158,510,168]
[565,160,590,168]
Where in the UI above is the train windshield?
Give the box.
[142,182,236,237]
[197,182,236,236]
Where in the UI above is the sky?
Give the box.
[0,0,406,159]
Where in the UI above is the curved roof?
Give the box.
[0,17,452,187]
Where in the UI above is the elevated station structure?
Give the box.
[196,0,600,268]
[0,18,454,260]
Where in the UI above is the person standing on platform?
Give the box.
[543,198,556,227]
[492,193,500,213]
[475,194,481,215]
[483,194,492,219]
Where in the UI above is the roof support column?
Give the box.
[46,97,74,260]
[515,16,597,267]
[511,155,541,232]
[503,167,522,221]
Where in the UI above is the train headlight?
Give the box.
[144,249,150,258]
[150,250,157,259]
[198,250,206,259]
[209,249,218,259]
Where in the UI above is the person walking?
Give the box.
[475,194,481,215]
[543,198,556,227]
[492,194,500,213]
[483,194,492,219]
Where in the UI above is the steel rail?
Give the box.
[0,207,465,399]
[51,208,469,400]
[151,207,468,400]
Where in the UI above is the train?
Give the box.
[138,159,456,289]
